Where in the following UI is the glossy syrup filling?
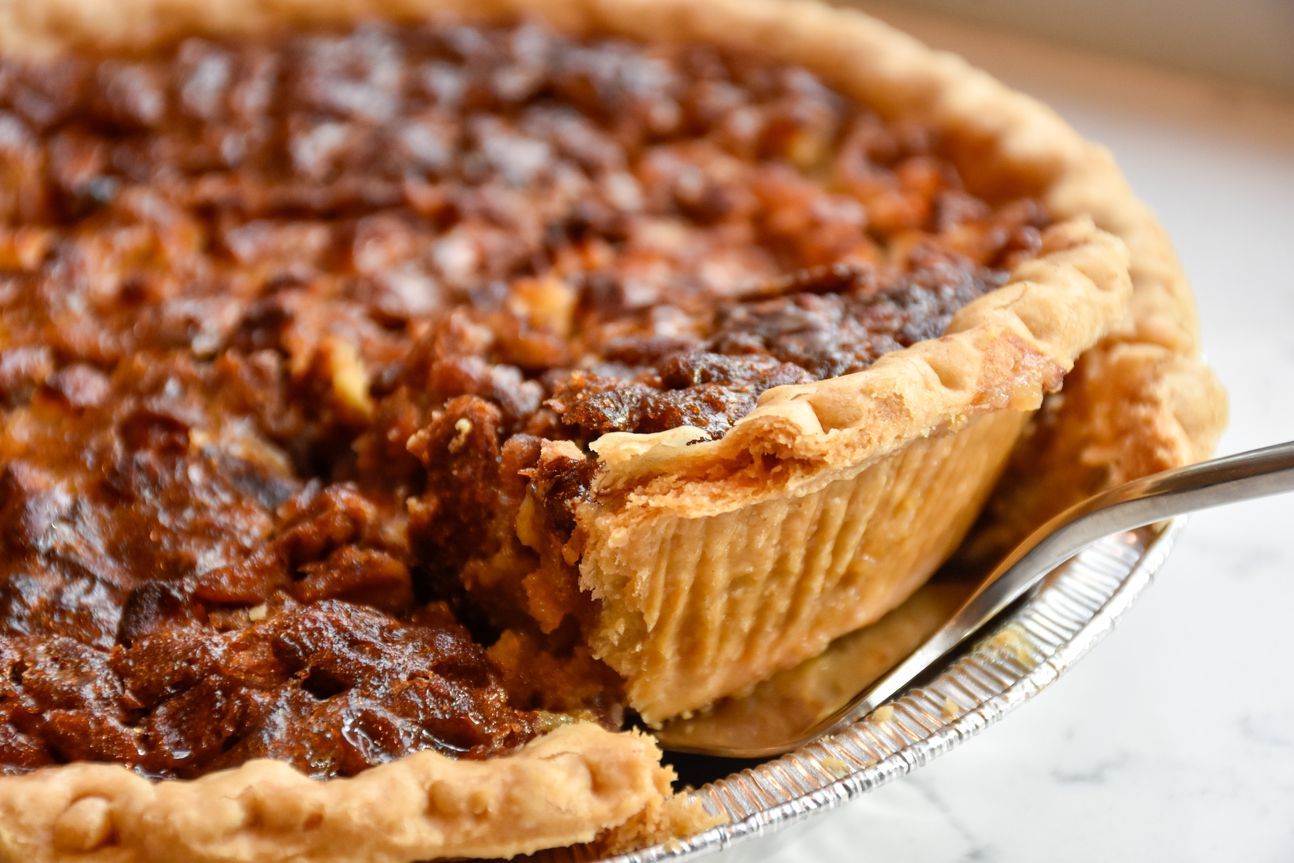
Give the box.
[0,19,1049,778]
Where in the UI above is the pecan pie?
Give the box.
[0,0,1224,860]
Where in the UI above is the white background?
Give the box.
[729,5,1294,861]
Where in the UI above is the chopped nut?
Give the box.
[448,417,473,453]
[786,128,830,172]
[322,337,373,418]
[515,493,542,551]
[0,227,51,270]
[508,275,577,338]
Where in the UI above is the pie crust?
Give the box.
[0,724,675,862]
[0,0,1225,860]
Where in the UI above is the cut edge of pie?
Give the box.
[0,0,1226,860]
[575,218,1133,719]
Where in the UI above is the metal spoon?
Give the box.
[657,440,1294,758]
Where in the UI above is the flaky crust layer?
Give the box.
[0,0,1225,859]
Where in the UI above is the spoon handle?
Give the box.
[829,439,1294,735]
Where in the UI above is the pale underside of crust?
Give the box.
[581,407,1033,721]
[0,0,1226,858]
[660,578,971,750]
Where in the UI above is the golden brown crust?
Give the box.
[588,218,1132,498]
[0,724,685,863]
[0,0,1225,858]
[967,161,1228,555]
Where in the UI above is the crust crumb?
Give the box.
[989,626,1035,666]
[870,704,896,725]
[940,696,961,722]
[820,755,851,778]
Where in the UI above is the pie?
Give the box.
[0,0,1225,860]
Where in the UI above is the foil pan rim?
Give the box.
[595,522,1181,863]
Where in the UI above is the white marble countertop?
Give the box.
[727,6,1294,862]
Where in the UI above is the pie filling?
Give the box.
[0,20,1050,779]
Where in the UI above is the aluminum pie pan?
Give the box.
[577,521,1181,863]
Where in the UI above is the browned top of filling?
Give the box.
[0,20,1049,779]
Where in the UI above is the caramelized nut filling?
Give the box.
[0,20,1049,777]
